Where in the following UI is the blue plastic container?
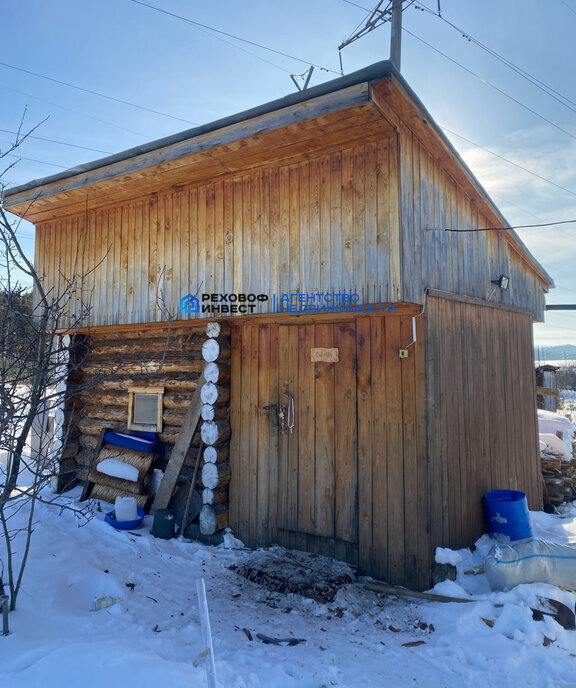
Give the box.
[484,489,533,541]
[105,506,145,530]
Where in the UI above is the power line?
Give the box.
[559,0,576,17]
[404,28,576,142]
[4,153,69,169]
[414,2,576,118]
[128,0,341,75]
[429,219,576,232]
[0,62,198,125]
[0,128,112,155]
[0,84,149,139]
[441,126,576,199]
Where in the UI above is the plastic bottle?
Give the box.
[91,596,122,611]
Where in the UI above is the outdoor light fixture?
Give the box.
[491,274,510,290]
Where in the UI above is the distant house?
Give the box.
[3,61,553,589]
[536,364,560,412]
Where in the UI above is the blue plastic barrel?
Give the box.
[484,489,533,541]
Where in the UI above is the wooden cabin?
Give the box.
[3,61,552,589]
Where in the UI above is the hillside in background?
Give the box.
[535,344,576,365]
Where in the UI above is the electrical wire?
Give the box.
[0,62,198,125]
[414,2,576,117]
[404,28,576,142]
[559,0,576,17]
[128,0,340,75]
[440,126,576,200]
[4,153,69,169]
[0,85,149,139]
[430,220,576,232]
[0,129,112,155]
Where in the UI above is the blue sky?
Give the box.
[2,0,576,350]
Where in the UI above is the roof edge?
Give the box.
[3,61,397,200]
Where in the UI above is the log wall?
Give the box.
[67,322,231,523]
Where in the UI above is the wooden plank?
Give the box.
[277,324,290,530]
[228,326,243,535]
[289,165,300,291]
[334,321,357,544]
[313,323,335,538]
[370,316,388,580]
[299,160,310,292]
[384,316,405,584]
[285,325,300,531]
[255,324,271,546]
[297,323,316,535]
[267,323,280,542]
[308,156,321,295]
[341,148,354,289]
[319,153,331,293]
[356,316,373,572]
[400,315,419,589]
[376,139,391,303]
[152,372,205,510]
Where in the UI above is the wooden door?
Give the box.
[229,320,359,560]
[276,321,358,548]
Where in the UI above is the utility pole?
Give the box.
[338,1,405,72]
[390,0,403,70]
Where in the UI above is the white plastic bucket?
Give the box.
[114,496,138,522]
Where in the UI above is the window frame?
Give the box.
[127,386,164,433]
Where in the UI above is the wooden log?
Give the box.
[200,382,218,405]
[202,487,229,506]
[88,335,207,357]
[62,441,79,459]
[76,448,96,466]
[95,375,200,392]
[203,445,229,464]
[202,339,220,362]
[90,327,206,342]
[78,417,114,436]
[201,461,231,490]
[87,470,146,495]
[198,382,230,405]
[79,391,129,407]
[81,359,205,376]
[206,322,221,338]
[83,406,127,423]
[79,434,99,450]
[203,361,230,384]
[162,409,187,427]
[200,420,231,446]
[201,404,228,422]
[163,393,198,410]
[199,504,229,535]
[90,483,148,509]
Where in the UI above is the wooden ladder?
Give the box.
[152,372,205,511]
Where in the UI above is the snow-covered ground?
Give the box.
[2,490,576,688]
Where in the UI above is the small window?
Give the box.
[127,387,164,432]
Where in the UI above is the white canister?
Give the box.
[114,496,138,522]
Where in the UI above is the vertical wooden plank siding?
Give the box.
[398,125,546,317]
[424,295,542,555]
[230,314,429,587]
[34,138,401,327]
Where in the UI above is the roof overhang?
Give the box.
[2,60,553,289]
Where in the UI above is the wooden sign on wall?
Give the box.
[310,347,339,363]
